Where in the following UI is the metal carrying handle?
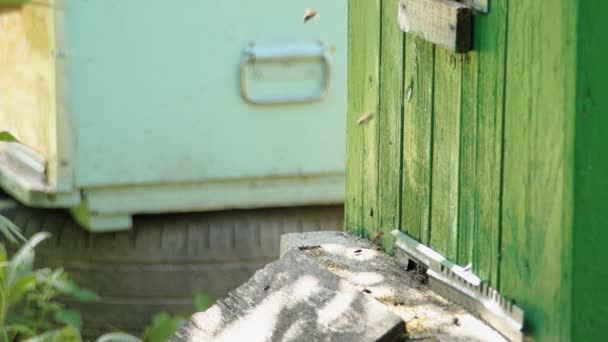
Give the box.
[240,42,332,105]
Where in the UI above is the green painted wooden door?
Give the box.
[347,0,608,340]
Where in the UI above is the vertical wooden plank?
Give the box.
[572,0,608,340]
[0,4,55,166]
[377,0,404,251]
[429,48,462,260]
[501,2,534,320]
[345,0,364,234]
[501,0,576,339]
[401,37,434,244]
[471,1,508,286]
[456,51,477,266]
[360,0,381,241]
[345,0,381,237]
[53,0,75,193]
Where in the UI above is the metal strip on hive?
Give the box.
[5,143,47,180]
[391,230,524,342]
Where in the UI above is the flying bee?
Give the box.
[303,9,318,22]
[357,113,374,125]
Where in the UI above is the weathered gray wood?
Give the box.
[280,231,508,341]
[280,231,357,257]
[170,248,405,342]
[463,0,488,13]
[398,0,474,52]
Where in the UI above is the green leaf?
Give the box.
[8,232,51,286]
[142,312,187,342]
[48,275,74,293]
[0,244,7,283]
[194,292,214,311]
[54,309,82,331]
[7,273,36,305]
[36,301,62,313]
[70,287,99,302]
[50,276,99,302]
[23,325,82,342]
[95,332,143,342]
[0,132,19,143]
[4,323,37,337]
[33,268,53,285]
[0,215,26,245]
[46,268,73,295]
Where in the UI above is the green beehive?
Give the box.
[347,0,607,340]
[0,0,346,232]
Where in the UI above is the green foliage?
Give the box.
[141,312,187,342]
[100,290,213,342]
[94,332,141,342]
[0,211,213,342]
[0,131,209,340]
[22,326,81,342]
[0,218,98,342]
[0,132,18,144]
[0,216,25,245]
[194,292,214,311]
[53,309,81,332]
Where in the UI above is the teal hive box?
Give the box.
[0,0,347,231]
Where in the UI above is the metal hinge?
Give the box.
[391,230,524,342]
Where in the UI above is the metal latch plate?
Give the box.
[392,230,524,342]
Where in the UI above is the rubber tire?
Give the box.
[1,200,343,337]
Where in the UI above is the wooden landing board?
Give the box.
[170,248,406,342]
[280,231,508,341]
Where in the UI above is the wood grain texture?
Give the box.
[360,0,381,242]
[344,0,364,234]
[349,0,607,339]
[345,0,381,237]
[429,48,462,261]
[170,249,405,342]
[472,1,507,287]
[398,0,473,53]
[51,0,73,192]
[456,51,477,266]
[377,0,405,251]
[0,4,56,169]
[401,37,434,244]
[571,1,608,340]
[500,0,576,339]
[280,231,508,341]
